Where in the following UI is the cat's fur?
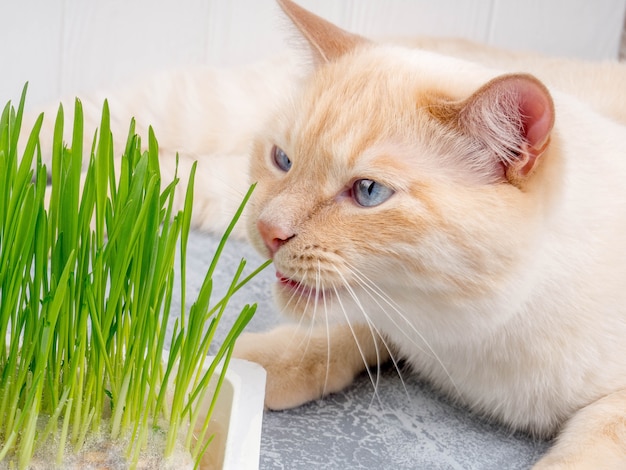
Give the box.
[26,1,626,467]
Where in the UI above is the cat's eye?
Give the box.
[272,145,292,172]
[352,179,394,207]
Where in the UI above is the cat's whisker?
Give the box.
[276,264,336,402]
[274,267,321,364]
[317,261,334,401]
[343,262,463,400]
[290,269,321,367]
[343,263,433,342]
[297,270,327,371]
[277,267,307,316]
[334,266,411,401]
[329,276,384,406]
[341,284,414,404]
[331,268,386,401]
[349,271,431,356]
[331,267,416,408]
[342,263,431,353]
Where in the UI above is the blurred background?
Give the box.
[1,0,625,108]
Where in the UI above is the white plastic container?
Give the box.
[27,357,266,470]
[206,358,266,470]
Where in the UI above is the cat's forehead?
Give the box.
[281,47,480,181]
[290,45,490,129]
[287,51,419,165]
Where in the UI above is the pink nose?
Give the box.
[257,219,295,256]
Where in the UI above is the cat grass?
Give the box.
[0,84,270,469]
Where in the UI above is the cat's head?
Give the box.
[247,0,556,329]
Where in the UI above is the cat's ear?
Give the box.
[277,0,369,64]
[459,73,555,185]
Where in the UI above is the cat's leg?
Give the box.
[233,323,390,410]
[533,389,626,469]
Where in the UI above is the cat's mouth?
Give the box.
[276,271,325,299]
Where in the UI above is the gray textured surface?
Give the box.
[181,230,549,469]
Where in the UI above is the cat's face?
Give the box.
[246,46,555,332]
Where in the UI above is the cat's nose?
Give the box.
[257,219,295,256]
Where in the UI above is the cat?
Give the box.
[23,0,626,468]
[235,1,626,469]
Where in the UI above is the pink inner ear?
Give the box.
[517,78,555,154]
[492,74,555,179]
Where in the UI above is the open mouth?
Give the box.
[276,271,324,299]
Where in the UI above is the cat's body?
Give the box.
[25,1,626,467]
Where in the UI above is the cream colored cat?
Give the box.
[236,2,626,469]
[25,1,626,468]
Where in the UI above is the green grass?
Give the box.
[0,84,270,469]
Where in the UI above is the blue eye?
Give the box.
[272,145,292,172]
[352,179,394,207]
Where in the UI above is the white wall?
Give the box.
[1,0,625,108]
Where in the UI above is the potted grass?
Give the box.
[0,85,268,469]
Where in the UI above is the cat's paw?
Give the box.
[233,324,367,410]
[532,390,626,470]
